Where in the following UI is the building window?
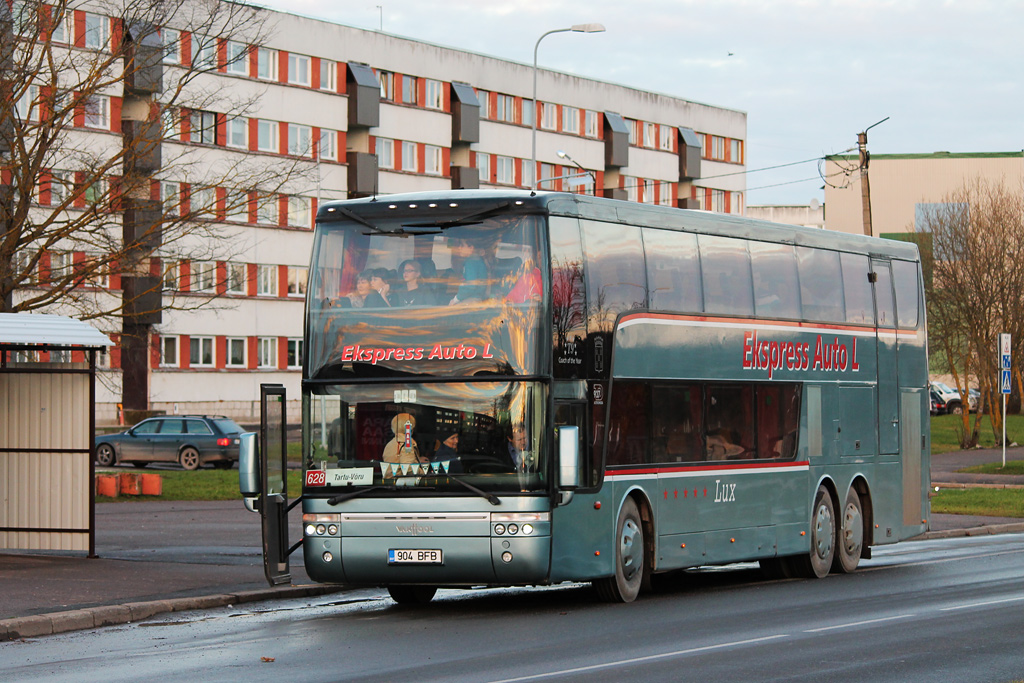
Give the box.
[160,335,178,367]
[83,95,109,129]
[191,260,216,292]
[257,337,277,368]
[225,190,249,222]
[521,99,534,127]
[226,41,248,75]
[190,186,215,219]
[711,189,725,212]
[226,338,246,367]
[710,135,726,161]
[659,181,675,206]
[585,110,599,138]
[402,141,418,172]
[627,119,640,146]
[318,130,337,161]
[521,161,535,189]
[730,191,744,214]
[49,250,71,283]
[476,89,489,118]
[288,196,311,227]
[226,262,247,294]
[257,264,277,296]
[192,34,216,70]
[320,59,337,91]
[257,194,278,225]
[377,138,394,169]
[540,103,557,131]
[660,124,674,152]
[257,48,278,80]
[161,181,180,216]
[163,260,178,291]
[48,6,68,43]
[642,178,655,204]
[425,79,443,109]
[191,110,216,145]
[477,152,490,183]
[379,70,395,100]
[496,156,514,185]
[496,94,515,123]
[15,84,39,121]
[190,336,214,367]
[49,170,71,206]
[625,177,638,203]
[401,74,418,104]
[257,120,278,153]
[644,122,656,148]
[424,145,442,175]
[83,179,105,205]
[226,118,247,148]
[83,13,108,50]
[562,106,580,134]
[287,339,303,368]
[730,138,743,164]
[288,53,310,86]
[288,123,312,156]
[162,28,182,64]
[288,266,308,297]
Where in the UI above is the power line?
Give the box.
[699,148,856,180]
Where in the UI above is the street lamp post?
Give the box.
[531,23,605,190]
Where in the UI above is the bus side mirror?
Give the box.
[557,425,581,491]
[239,432,260,512]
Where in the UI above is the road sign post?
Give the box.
[1000,334,1011,468]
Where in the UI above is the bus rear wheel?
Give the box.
[833,488,864,573]
[387,585,437,604]
[594,497,644,603]
[789,485,835,579]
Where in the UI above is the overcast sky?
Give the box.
[257,0,1023,206]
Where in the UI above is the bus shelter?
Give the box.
[0,313,112,557]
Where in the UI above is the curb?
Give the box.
[932,481,1024,490]
[0,584,347,642]
[916,522,1024,541]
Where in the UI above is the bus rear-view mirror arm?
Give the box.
[558,425,581,506]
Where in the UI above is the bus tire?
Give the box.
[387,585,437,604]
[790,485,835,579]
[594,497,644,603]
[833,488,864,574]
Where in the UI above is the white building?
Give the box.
[3,1,748,420]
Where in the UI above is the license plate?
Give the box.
[388,549,443,565]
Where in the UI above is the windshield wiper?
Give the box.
[447,475,501,506]
[401,201,512,230]
[326,204,384,233]
[327,485,390,505]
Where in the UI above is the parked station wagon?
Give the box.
[95,416,244,470]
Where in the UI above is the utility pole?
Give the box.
[857,117,889,237]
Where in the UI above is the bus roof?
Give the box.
[318,190,920,262]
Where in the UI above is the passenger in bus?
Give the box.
[706,429,745,460]
[448,238,488,305]
[382,413,424,465]
[365,268,394,307]
[395,260,437,306]
[505,423,535,471]
[346,271,374,307]
[431,431,464,473]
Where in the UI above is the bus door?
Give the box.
[872,260,899,455]
[260,384,291,585]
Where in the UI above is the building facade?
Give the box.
[3,1,748,420]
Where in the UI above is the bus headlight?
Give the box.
[522,524,534,535]
[305,524,317,536]
[494,524,506,535]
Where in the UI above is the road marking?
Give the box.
[940,595,1024,611]
[487,634,788,683]
[804,614,915,633]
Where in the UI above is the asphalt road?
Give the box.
[4,533,1023,682]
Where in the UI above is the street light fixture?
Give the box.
[556,150,596,191]
[531,23,605,190]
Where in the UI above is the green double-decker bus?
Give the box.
[240,190,929,603]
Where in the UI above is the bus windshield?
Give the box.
[306,212,547,380]
[304,381,548,494]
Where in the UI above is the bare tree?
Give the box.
[923,178,1024,447]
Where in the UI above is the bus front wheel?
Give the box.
[833,488,864,573]
[387,585,437,604]
[790,485,835,579]
[594,497,644,603]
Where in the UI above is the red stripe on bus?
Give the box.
[605,461,811,477]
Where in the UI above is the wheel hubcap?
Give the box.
[813,503,834,560]
[620,519,642,580]
[843,503,863,554]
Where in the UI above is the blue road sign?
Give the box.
[1002,369,1012,394]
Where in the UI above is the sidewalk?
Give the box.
[3,451,1023,641]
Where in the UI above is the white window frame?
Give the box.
[288,123,312,157]
[495,94,514,123]
[642,178,655,204]
[257,47,278,80]
[401,141,418,172]
[540,103,557,131]
[496,156,514,185]
[562,106,580,135]
[225,190,248,222]
[226,262,247,293]
[287,338,303,369]
[49,170,71,206]
[160,335,178,367]
[585,110,599,138]
[644,122,656,148]
[711,188,726,212]
[318,130,337,161]
[288,196,311,227]
[257,119,278,153]
[377,138,394,169]
[521,160,535,189]
[320,59,337,91]
[378,70,395,100]
[49,5,68,43]
[161,181,180,216]
[476,89,490,118]
[477,153,490,183]
[83,13,109,50]
[521,99,534,127]
[257,194,278,226]
[287,266,308,297]
[190,186,215,219]
[191,260,216,292]
[192,34,216,70]
[83,94,110,130]
[226,338,247,368]
[49,250,72,283]
[226,117,247,149]
[15,84,39,122]
[191,109,217,145]
[162,28,182,64]
[659,181,675,207]
[225,41,248,75]
[163,260,178,291]
[660,124,674,152]
[424,145,442,176]
[257,337,277,369]
[401,74,417,105]
[730,191,744,215]
[288,53,310,86]
[257,264,278,297]
[189,336,215,368]
[730,138,743,164]
[424,79,443,110]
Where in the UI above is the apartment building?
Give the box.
[2,1,747,420]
